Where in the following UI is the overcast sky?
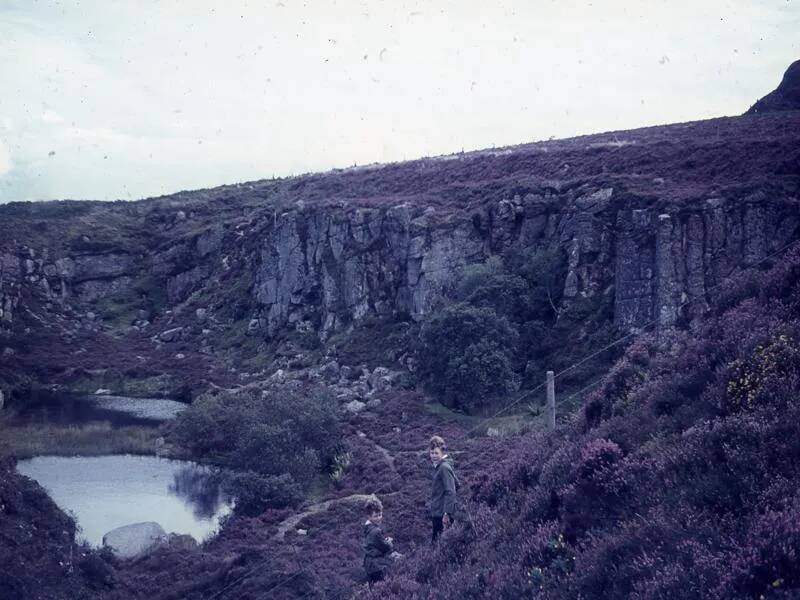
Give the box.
[0,1,797,203]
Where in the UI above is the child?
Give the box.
[428,435,458,543]
[362,496,394,585]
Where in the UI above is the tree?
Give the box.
[416,303,519,412]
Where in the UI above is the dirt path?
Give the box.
[274,493,380,540]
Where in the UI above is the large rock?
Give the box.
[746,60,800,114]
[344,399,367,414]
[102,522,166,559]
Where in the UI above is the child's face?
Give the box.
[429,446,444,463]
[371,511,383,523]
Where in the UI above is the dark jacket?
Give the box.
[362,521,393,577]
[430,456,458,518]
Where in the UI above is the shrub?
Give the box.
[224,471,304,516]
[416,303,519,411]
[171,384,341,513]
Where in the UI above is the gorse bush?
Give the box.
[171,385,341,515]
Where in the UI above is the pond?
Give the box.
[8,394,188,427]
[16,454,233,546]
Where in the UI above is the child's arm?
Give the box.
[367,527,393,554]
[377,530,393,553]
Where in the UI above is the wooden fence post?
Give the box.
[546,370,556,430]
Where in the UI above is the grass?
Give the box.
[0,419,162,459]
[423,399,541,436]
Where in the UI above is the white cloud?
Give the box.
[40,110,65,124]
[0,139,11,176]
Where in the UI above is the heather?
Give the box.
[365,246,800,599]
[0,457,112,599]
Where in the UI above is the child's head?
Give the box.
[428,435,446,463]
[365,496,383,522]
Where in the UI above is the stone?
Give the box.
[102,522,166,559]
[196,225,224,257]
[318,360,340,381]
[195,308,208,322]
[268,369,287,384]
[296,528,308,536]
[74,277,134,303]
[366,398,381,409]
[167,265,210,303]
[95,389,112,395]
[344,400,366,414]
[164,533,198,552]
[159,327,184,343]
[369,366,402,392]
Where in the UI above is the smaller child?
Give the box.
[362,496,394,585]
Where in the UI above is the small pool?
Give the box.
[16,455,233,546]
[8,394,188,427]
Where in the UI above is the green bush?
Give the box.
[171,385,341,513]
[225,471,304,516]
[416,303,519,412]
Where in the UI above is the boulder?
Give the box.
[102,522,166,559]
[369,366,403,392]
[317,360,340,381]
[163,533,198,552]
[344,400,367,414]
[159,327,184,342]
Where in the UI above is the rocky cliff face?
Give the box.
[4,190,797,343]
[747,60,800,114]
[0,108,798,394]
[248,190,798,338]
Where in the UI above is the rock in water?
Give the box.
[102,522,166,559]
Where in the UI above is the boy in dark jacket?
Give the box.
[429,435,458,543]
[362,496,394,585]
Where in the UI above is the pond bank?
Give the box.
[0,392,190,459]
[0,419,165,459]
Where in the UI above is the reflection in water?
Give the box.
[17,455,233,546]
[8,395,187,428]
[169,466,232,520]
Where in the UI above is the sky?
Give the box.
[0,0,797,203]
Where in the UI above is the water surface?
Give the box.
[9,395,188,427]
[16,455,232,546]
